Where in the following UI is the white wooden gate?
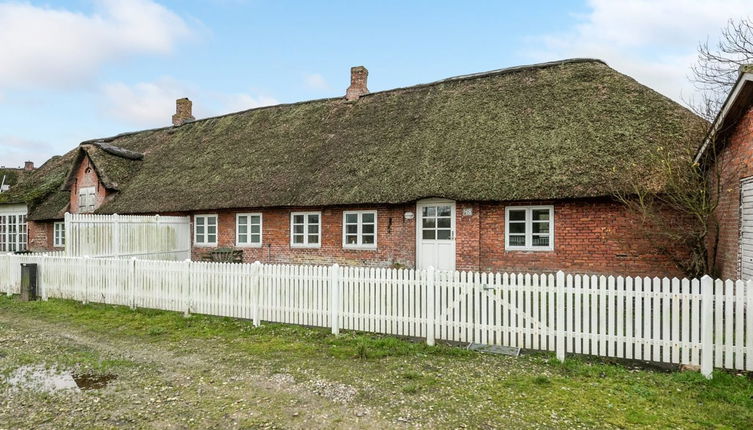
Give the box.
[65,213,191,260]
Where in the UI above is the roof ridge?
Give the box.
[79,58,608,144]
[362,58,607,98]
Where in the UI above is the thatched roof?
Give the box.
[17,58,705,220]
[0,154,74,218]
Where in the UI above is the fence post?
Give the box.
[64,212,71,256]
[40,255,48,301]
[556,271,566,362]
[331,263,340,335]
[113,214,120,259]
[700,275,714,379]
[253,261,262,327]
[183,258,191,317]
[130,257,137,310]
[426,266,436,346]
[4,253,10,296]
[82,256,90,305]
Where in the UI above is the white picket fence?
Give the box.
[1,253,751,378]
[65,213,191,260]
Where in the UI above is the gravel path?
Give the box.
[0,312,390,429]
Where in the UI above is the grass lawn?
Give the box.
[1,295,751,429]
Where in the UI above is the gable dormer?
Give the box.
[62,142,143,214]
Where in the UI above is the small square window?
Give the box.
[505,206,554,251]
[342,211,378,249]
[195,215,218,246]
[291,212,321,247]
[236,213,262,247]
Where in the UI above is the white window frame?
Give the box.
[78,186,96,213]
[53,221,65,248]
[342,210,377,250]
[194,214,218,247]
[504,205,554,251]
[0,208,27,252]
[290,211,322,248]
[236,213,262,247]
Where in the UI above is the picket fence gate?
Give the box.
[1,253,751,378]
[65,213,191,260]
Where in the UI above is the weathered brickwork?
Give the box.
[185,199,683,277]
[27,220,51,250]
[477,200,684,277]
[190,204,416,268]
[710,106,753,279]
[69,155,108,215]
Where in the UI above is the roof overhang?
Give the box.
[695,71,753,163]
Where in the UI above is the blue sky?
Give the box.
[1,0,752,167]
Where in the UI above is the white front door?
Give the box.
[416,200,456,271]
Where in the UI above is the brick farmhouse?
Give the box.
[696,65,753,280]
[0,59,709,277]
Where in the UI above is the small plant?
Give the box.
[402,383,419,394]
[533,375,551,385]
[402,371,421,380]
[355,342,369,360]
[147,327,166,336]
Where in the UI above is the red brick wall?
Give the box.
[710,106,753,279]
[27,220,50,250]
[478,200,684,277]
[190,204,416,267]
[27,220,62,251]
[185,199,684,277]
[69,155,108,214]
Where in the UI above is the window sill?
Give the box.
[194,243,218,248]
[505,247,554,252]
[291,244,321,249]
[343,246,378,251]
[236,243,263,248]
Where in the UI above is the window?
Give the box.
[291,212,321,248]
[505,206,554,251]
[421,204,453,240]
[236,213,262,247]
[78,186,96,213]
[0,213,27,252]
[194,214,218,246]
[343,211,377,249]
[54,222,65,247]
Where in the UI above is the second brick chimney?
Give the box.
[23,161,34,171]
[172,98,195,126]
[345,66,369,101]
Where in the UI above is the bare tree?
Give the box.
[691,17,753,119]
[615,118,721,278]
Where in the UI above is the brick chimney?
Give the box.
[172,97,195,126]
[345,66,369,101]
[23,161,34,171]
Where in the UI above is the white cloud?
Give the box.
[0,0,192,91]
[304,73,331,91]
[100,77,279,128]
[0,135,54,167]
[530,0,753,102]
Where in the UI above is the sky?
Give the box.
[1,0,753,167]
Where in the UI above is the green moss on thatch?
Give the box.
[0,154,74,219]
[18,59,708,219]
